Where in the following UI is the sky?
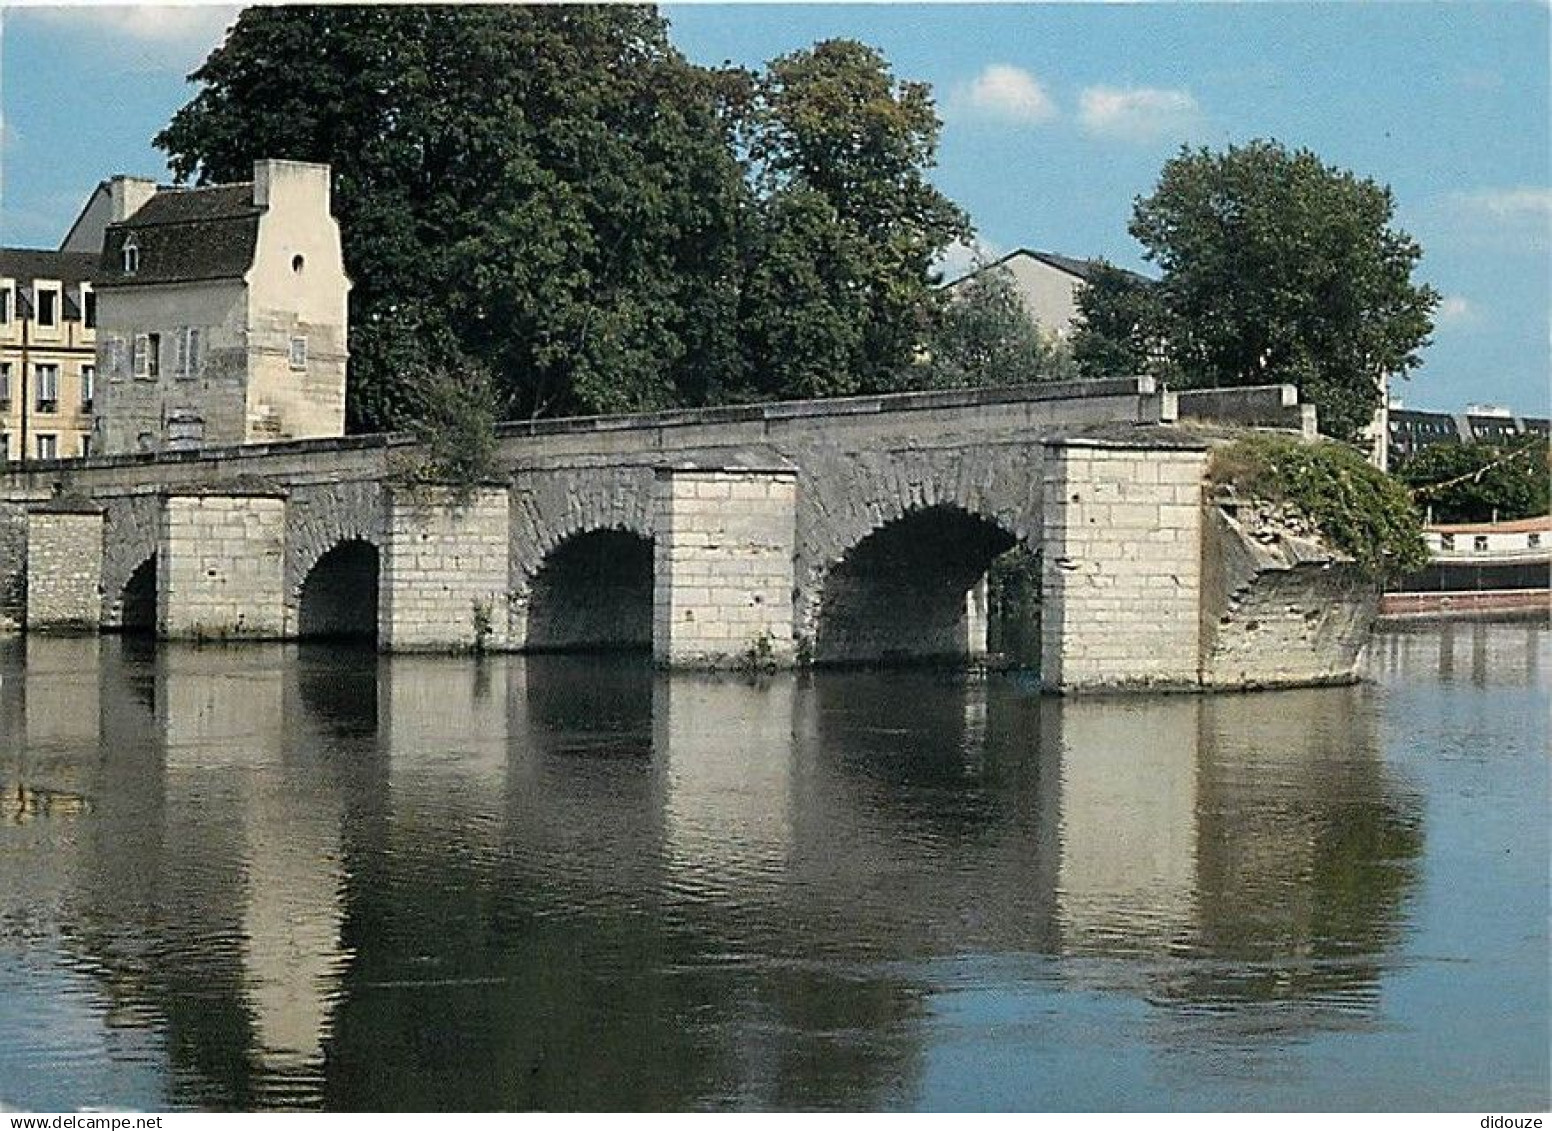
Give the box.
[0,2,1547,416]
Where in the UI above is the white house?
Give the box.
[77,160,350,454]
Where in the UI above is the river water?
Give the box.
[0,621,1546,1112]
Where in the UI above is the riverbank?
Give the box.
[1379,588,1549,622]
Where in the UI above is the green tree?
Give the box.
[158,15,973,424]
[404,359,500,498]
[1396,437,1550,524]
[1071,261,1162,380]
[737,39,971,399]
[1074,141,1439,444]
[156,5,748,430]
[918,262,1075,388]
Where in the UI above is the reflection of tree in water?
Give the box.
[320,807,924,1110]
[1164,687,1423,1015]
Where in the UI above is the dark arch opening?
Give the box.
[815,506,1020,666]
[119,555,157,634]
[525,528,653,654]
[298,540,380,642]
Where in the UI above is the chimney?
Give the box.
[109,176,157,222]
[252,159,331,213]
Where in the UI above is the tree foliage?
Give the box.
[1074,141,1439,444]
[1071,262,1160,380]
[156,8,968,429]
[917,263,1074,388]
[1395,437,1550,524]
[404,359,500,498]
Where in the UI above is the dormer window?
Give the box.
[35,285,59,328]
[122,238,140,276]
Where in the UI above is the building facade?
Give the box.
[87,160,349,454]
[1388,404,1550,466]
[0,249,99,462]
[944,248,1139,340]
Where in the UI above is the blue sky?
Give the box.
[1,2,1547,415]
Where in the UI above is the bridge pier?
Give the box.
[653,463,797,668]
[1039,436,1208,692]
[379,484,511,652]
[158,485,289,640]
[25,498,106,633]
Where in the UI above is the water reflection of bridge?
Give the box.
[0,636,1440,1109]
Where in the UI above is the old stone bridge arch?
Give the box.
[793,442,1042,663]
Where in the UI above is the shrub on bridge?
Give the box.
[1208,434,1428,581]
[404,362,500,502]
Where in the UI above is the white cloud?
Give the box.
[20,5,238,72]
[29,4,236,42]
[935,238,1004,283]
[1441,187,1552,252]
[1435,295,1480,327]
[960,65,1058,127]
[1078,85,1201,144]
[1455,187,1552,223]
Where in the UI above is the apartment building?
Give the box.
[0,249,100,461]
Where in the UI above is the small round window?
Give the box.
[291,254,305,274]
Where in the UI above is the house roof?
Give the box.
[0,248,101,286]
[98,182,262,287]
[946,247,1152,289]
[0,248,101,321]
[1428,515,1552,535]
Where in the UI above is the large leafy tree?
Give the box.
[735,38,970,399]
[1073,140,1438,444]
[156,5,747,430]
[1396,436,1550,524]
[156,11,969,429]
[1071,262,1161,380]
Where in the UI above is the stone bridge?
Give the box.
[0,378,1366,691]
